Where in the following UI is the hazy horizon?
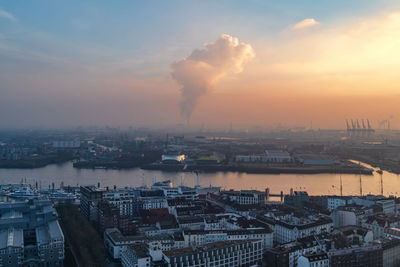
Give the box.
[1,1,400,129]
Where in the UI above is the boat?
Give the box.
[8,187,38,199]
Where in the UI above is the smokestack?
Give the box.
[171,34,255,122]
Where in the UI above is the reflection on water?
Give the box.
[0,161,399,196]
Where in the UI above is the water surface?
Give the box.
[0,162,398,196]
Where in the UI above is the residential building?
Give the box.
[279,234,329,267]
[327,244,383,267]
[137,197,168,210]
[298,252,329,267]
[327,196,352,211]
[222,190,267,206]
[378,238,400,267]
[80,185,104,221]
[331,205,370,228]
[274,216,333,244]
[362,214,400,239]
[120,244,151,267]
[103,188,138,216]
[183,228,273,249]
[163,239,263,267]
[104,228,145,260]
[264,248,290,267]
[284,191,309,208]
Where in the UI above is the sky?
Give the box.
[1,0,400,130]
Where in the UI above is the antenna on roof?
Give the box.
[380,172,383,196]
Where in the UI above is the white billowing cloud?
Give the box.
[0,8,16,21]
[292,18,320,30]
[171,34,255,122]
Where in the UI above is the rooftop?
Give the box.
[105,228,147,244]
[163,240,260,258]
[0,227,23,249]
[128,244,149,258]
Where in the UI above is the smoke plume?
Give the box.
[171,34,255,122]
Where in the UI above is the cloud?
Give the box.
[230,11,400,101]
[292,18,320,30]
[171,34,255,122]
[0,8,16,21]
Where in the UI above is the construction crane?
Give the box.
[367,119,372,130]
[351,119,356,129]
[346,119,350,131]
[346,118,375,135]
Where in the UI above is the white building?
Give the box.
[183,228,273,249]
[222,190,266,206]
[103,188,138,216]
[298,253,329,267]
[263,150,293,163]
[163,239,263,267]
[362,215,400,239]
[327,196,352,211]
[120,244,151,267]
[138,197,168,210]
[385,228,400,239]
[352,196,395,214]
[331,209,359,228]
[274,217,333,244]
[104,228,146,259]
[227,229,273,249]
[161,154,185,163]
[376,199,396,214]
[277,234,328,267]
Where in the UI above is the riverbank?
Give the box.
[347,156,400,175]
[141,162,374,175]
[0,161,394,196]
[72,160,141,169]
[0,156,73,169]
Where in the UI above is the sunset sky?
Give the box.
[1,1,400,129]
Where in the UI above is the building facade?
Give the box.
[0,200,64,267]
[163,240,263,267]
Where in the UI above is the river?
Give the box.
[0,162,399,196]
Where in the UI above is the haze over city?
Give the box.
[4,2,400,267]
[1,0,400,129]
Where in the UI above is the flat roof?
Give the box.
[0,210,23,220]
[36,220,64,246]
[163,240,260,258]
[0,228,23,249]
